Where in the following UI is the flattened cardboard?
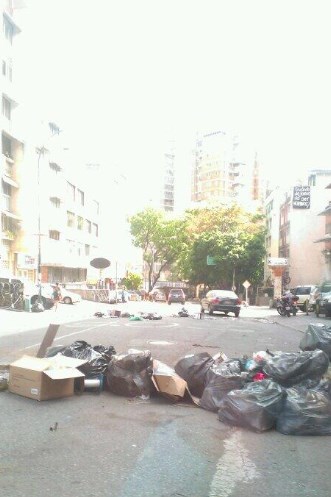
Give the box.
[9,355,86,401]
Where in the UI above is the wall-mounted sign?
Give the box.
[293,185,310,209]
[16,253,37,269]
[267,257,288,266]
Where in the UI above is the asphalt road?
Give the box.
[1,304,331,497]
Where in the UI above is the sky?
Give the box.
[13,0,331,207]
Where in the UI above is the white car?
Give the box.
[54,285,82,304]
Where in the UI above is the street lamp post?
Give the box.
[36,146,47,307]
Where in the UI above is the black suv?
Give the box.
[167,288,185,305]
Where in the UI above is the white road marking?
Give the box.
[125,322,179,328]
[209,431,260,497]
[22,323,116,350]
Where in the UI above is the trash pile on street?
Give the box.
[3,323,331,435]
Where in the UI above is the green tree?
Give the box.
[181,207,266,290]
[129,208,189,291]
[121,272,143,290]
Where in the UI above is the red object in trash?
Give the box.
[252,372,267,382]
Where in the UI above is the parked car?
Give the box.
[167,288,186,305]
[201,289,241,317]
[53,285,82,304]
[149,290,166,302]
[291,285,318,312]
[315,291,331,317]
[309,282,331,312]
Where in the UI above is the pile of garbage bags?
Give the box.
[44,322,331,436]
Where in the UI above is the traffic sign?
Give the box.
[243,280,251,289]
[207,255,216,266]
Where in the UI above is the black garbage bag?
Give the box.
[178,308,189,317]
[200,360,244,412]
[218,380,285,432]
[31,302,44,312]
[106,350,153,398]
[174,352,215,397]
[61,340,115,378]
[300,324,331,360]
[263,350,329,387]
[276,383,331,435]
[93,344,116,361]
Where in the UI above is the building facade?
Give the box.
[191,130,262,210]
[15,122,101,284]
[264,170,331,290]
[0,2,24,274]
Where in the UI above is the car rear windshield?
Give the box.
[293,287,311,295]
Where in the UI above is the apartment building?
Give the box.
[0,2,24,274]
[160,141,175,212]
[191,130,262,210]
[14,122,101,284]
[264,170,331,289]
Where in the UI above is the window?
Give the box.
[77,189,84,206]
[3,16,13,44]
[50,197,61,208]
[85,244,90,256]
[2,180,11,195]
[2,96,11,120]
[49,122,60,135]
[86,219,91,233]
[49,162,61,173]
[92,223,98,237]
[67,211,75,228]
[77,242,83,256]
[49,230,60,240]
[2,133,12,158]
[77,216,84,230]
[67,182,75,201]
[66,239,75,254]
[2,60,6,76]
[92,200,99,214]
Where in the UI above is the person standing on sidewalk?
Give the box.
[52,283,62,311]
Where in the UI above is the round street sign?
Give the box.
[90,257,110,269]
[243,280,251,289]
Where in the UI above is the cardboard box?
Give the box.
[152,360,188,401]
[9,355,86,401]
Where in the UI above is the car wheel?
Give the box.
[208,306,214,315]
[326,309,331,318]
[63,296,72,304]
[224,311,228,316]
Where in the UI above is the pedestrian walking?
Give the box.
[52,282,62,311]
